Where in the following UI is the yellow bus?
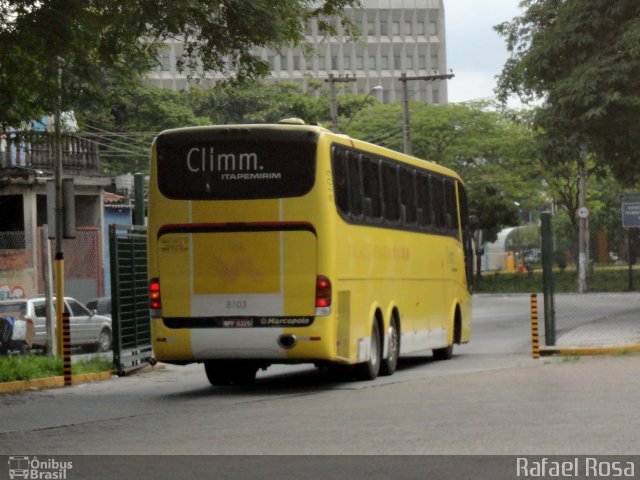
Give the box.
[147,121,472,385]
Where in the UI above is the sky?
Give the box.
[444,0,524,103]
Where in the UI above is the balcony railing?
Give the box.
[0,130,100,173]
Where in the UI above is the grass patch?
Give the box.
[0,355,113,383]
[562,355,581,363]
[473,266,640,294]
[613,349,640,357]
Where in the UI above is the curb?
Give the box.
[540,344,640,357]
[0,371,115,394]
[0,363,165,395]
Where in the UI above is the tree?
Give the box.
[0,0,359,127]
[76,84,212,174]
[74,80,338,174]
[495,0,640,185]
[185,81,330,125]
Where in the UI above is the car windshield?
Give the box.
[0,302,26,314]
[87,298,110,315]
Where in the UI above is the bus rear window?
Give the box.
[156,129,318,200]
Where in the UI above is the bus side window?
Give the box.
[432,176,445,228]
[362,156,382,220]
[458,182,474,288]
[399,167,417,225]
[417,173,433,228]
[381,162,400,224]
[332,147,350,215]
[445,179,459,233]
[346,150,363,217]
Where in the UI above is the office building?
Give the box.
[146,0,449,104]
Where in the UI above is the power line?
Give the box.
[82,123,154,149]
[81,135,148,159]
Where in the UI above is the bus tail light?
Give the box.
[149,278,162,317]
[315,275,332,316]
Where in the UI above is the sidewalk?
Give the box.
[540,293,640,355]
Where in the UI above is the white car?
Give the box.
[0,297,112,352]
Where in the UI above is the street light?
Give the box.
[341,85,383,131]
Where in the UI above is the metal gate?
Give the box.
[109,224,152,374]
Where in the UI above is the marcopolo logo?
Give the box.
[8,456,73,480]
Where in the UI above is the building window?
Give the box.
[160,46,171,71]
[369,55,376,69]
[431,54,439,70]
[406,56,414,70]
[416,21,425,36]
[381,56,389,70]
[392,21,400,35]
[356,55,364,70]
[394,55,401,70]
[404,21,412,35]
[293,56,301,71]
[419,55,427,70]
[331,56,338,70]
[380,21,388,35]
[429,20,438,36]
[367,21,375,35]
[344,56,352,70]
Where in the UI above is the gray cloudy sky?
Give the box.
[444,0,523,103]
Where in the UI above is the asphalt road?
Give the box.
[1,294,639,459]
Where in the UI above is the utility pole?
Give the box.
[577,147,589,293]
[325,73,357,132]
[399,72,455,155]
[53,60,74,386]
[54,60,65,359]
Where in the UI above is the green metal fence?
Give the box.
[109,224,152,374]
[540,212,640,349]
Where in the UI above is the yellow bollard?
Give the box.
[530,293,540,359]
[62,311,72,385]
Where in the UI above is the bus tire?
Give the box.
[354,320,381,381]
[204,361,258,386]
[204,361,232,385]
[433,344,453,360]
[434,308,461,361]
[380,317,399,376]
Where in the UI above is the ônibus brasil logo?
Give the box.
[8,456,73,480]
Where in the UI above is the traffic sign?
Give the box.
[622,202,640,228]
[577,206,589,219]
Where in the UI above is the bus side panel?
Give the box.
[333,219,466,359]
[149,195,193,362]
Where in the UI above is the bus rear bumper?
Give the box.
[151,317,335,363]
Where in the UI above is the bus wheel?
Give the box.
[205,361,232,385]
[433,344,453,361]
[354,320,381,381]
[204,361,258,386]
[230,364,259,385]
[380,318,399,376]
